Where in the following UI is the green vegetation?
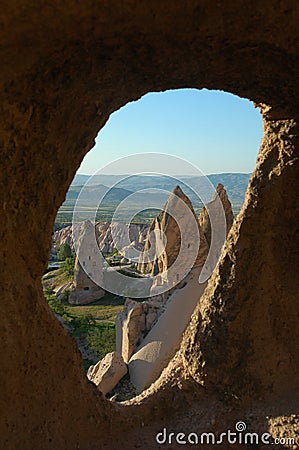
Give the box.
[43,280,123,371]
[56,202,164,225]
[62,256,75,279]
[87,324,116,360]
[58,242,73,260]
[43,267,72,290]
[44,286,68,317]
[58,173,249,223]
[66,294,124,322]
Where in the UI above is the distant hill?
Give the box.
[70,173,251,207]
[65,183,132,206]
[185,173,251,206]
[71,174,123,186]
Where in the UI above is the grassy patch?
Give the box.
[66,293,124,323]
[44,286,123,371]
[87,323,116,360]
[43,267,71,290]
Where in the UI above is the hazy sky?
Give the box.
[78,88,263,175]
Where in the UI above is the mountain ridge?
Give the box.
[69,172,251,206]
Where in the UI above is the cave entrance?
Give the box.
[43,88,262,400]
[3,4,298,447]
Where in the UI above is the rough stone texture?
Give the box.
[182,115,299,399]
[87,351,127,395]
[138,185,202,285]
[0,2,298,449]
[53,221,148,255]
[115,299,145,364]
[129,268,207,393]
[138,184,231,285]
[69,220,105,305]
[116,299,164,364]
[96,222,148,257]
[198,183,234,269]
[199,183,234,246]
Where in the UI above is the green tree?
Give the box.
[62,256,75,279]
[58,242,72,261]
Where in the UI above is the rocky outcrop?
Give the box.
[116,300,145,363]
[53,224,75,248]
[138,183,234,287]
[53,222,148,256]
[129,268,207,392]
[1,3,298,449]
[138,185,201,283]
[121,184,233,388]
[126,184,231,356]
[199,183,234,246]
[97,222,148,257]
[116,299,164,363]
[87,351,127,395]
[69,220,105,305]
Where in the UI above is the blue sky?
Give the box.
[78,89,263,175]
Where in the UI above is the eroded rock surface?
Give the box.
[53,221,148,256]
[69,220,105,305]
[0,2,298,449]
[138,185,201,285]
[116,300,146,363]
[199,183,234,246]
[87,351,127,395]
[116,298,164,364]
[129,268,208,393]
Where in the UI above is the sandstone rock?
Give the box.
[145,310,158,332]
[116,299,145,363]
[55,280,74,300]
[138,185,201,287]
[126,185,234,390]
[69,220,106,305]
[195,183,234,270]
[199,183,234,247]
[137,184,233,287]
[53,221,148,260]
[116,298,163,363]
[1,3,298,449]
[87,352,127,395]
[129,267,207,392]
[118,184,233,371]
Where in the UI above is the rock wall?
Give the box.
[53,221,148,255]
[0,2,298,449]
[182,114,299,399]
[69,220,105,305]
[138,185,202,281]
[199,183,234,246]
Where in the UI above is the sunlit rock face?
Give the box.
[0,2,298,449]
[198,183,234,269]
[138,185,201,282]
[53,221,148,255]
[138,183,233,285]
[116,299,146,364]
[69,220,105,305]
[87,351,127,395]
[199,183,234,246]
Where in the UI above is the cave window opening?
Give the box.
[44,88,262,400]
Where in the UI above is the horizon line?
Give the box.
[75,171,252,177]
